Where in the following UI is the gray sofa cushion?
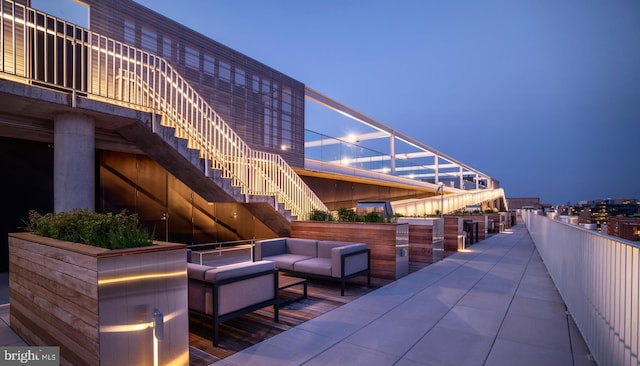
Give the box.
[285,238,317,257]
[293,258,332,277]
[263,254,314,271]
[255,238,286,259]
[317,240,356,259]
[206,260,275,282]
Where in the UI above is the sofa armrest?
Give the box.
[330,243,370,278]
[255,238,287,260]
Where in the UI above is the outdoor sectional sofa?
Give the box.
[254,237,371,295]
[187,260,279,346]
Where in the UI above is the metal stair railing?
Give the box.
[0,0,328,219]
[118,68,326,219]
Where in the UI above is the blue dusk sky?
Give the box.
[38,0,640,205]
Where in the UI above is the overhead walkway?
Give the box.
[392,188,508,216]
[298,159,507,214]
[211,223,594,366]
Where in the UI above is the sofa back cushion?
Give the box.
[255,238,286,260]
[317,241,354,258]
[286,238,317,257]
[206,260,275,282]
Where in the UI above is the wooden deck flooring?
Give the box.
[187,275,390,365]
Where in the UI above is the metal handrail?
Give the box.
[392,188,507,216]
[522,210,640,366]
[0,0,327,219]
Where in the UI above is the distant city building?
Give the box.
[560,199,639,236]
[606,217,640,241]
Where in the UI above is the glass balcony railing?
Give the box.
[305,129,442,182]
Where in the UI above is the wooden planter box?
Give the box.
[456,215,488,241]
[8,232,189,366]
[397,218,444,263]
[291,221,409,280]
[444,215,490,251]
[444,216,464,251]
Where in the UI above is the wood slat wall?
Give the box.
[291,221,407,280]
[459,215,488,241]
[8,232,189,366]
[444,216,463,251]
[408,225,434,263]
[9,234,100,366]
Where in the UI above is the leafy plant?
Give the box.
[337,208,360,222]
[24,209,153,249]
[308,209,334,221]
[363,211,384,223]
[309,207,398,223]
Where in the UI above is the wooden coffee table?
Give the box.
[278,274,308,308]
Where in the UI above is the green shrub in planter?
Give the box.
[337,207,360,222]
[308,209,334,221]
[24,209,153,249]
[363,211,384,223]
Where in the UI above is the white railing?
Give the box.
[0,0,327,219]
[392,188,507,216]
[522,210,640,366]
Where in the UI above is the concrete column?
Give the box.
[54,112,95,213]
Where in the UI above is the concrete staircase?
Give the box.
[117,114,293,237]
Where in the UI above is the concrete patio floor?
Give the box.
[1,223,597,365]
[212,223,596,366]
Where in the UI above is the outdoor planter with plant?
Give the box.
[9,209,188,366]
[23,209,153,249]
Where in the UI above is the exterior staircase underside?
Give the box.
[118,115,295,236]
[116,115,294,237]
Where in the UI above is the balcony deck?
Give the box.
[1,223,596,365]
[211,223,595,366]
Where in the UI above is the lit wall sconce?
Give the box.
[153,308,164,341]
